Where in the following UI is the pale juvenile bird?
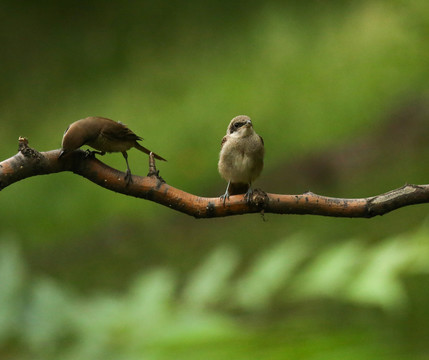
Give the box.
[59,116,166,184]
[218,115,264,204]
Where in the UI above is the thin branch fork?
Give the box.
[1,137,429,218]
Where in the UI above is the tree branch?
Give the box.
[1,138,429,218]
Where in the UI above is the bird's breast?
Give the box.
[218,135,264,183]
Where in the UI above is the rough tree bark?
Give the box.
[1,137,429,218]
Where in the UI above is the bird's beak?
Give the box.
[245,120,252,127]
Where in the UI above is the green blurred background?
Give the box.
[2,0,429,359]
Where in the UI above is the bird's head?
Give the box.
[227,115,254,137]
[58,122,86,158]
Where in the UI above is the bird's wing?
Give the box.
[220,136,228,149]
[101,122,143,142]
[259,135,264,146]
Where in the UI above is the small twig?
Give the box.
[147,152,165,183]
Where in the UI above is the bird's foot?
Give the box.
[125,169,133,186]
[84,149,105,158]
[84,149,95,158]
[220,190,230,206]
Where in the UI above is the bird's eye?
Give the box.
[234,122,242,128]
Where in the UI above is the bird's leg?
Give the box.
[244,183,253,203]
[85,149,106,158]
[122,151,133,185]
[220,181,231,206]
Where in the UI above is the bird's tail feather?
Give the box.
[134,142,166,161]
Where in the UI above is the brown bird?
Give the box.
[59,116,166,184]
[218,115,264,204]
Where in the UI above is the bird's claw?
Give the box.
[85,149,106,158]
[125,170,133,186]
[84,149,96,158]
[84,149,105,158]
[244,188,253,203]
[220,192,230,206]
